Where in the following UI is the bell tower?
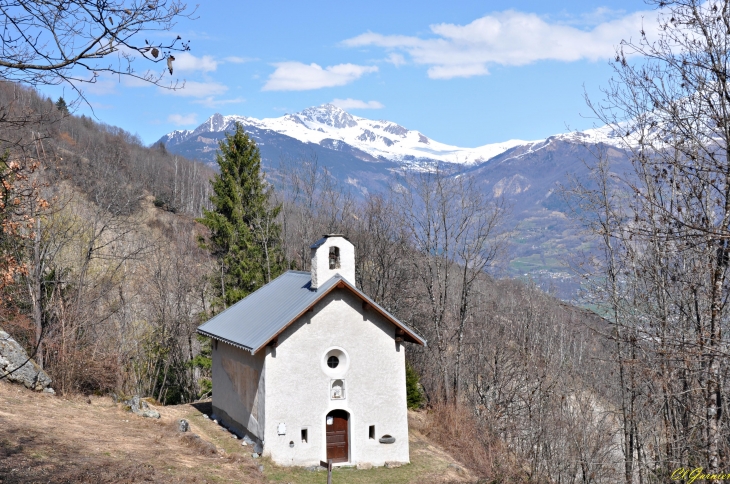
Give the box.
[310,235,355,289]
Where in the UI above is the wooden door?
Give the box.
[325,410,349,463]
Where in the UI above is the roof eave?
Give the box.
[197,328,255,354]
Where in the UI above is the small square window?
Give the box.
[369,425,375,440]
[301,428,308,444]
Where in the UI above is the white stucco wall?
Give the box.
[310,236,355,288]
[262,288,410,466]
[211,341,266,442]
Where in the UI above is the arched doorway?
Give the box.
[325,409,349,463]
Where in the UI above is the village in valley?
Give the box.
[1,1,729,483]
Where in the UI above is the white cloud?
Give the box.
[192,96,246,108]
[385,53,406,67]
[162,81,228,98]
[168,113,198,126]
[262,62,378,91]
[224,56,257,64]
[173,52,218,73]
[344,9,653,79]
[428,64,489,79]
[331,98,384,110]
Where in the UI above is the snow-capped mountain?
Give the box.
[158,104,632,300]
[159,103,626,168]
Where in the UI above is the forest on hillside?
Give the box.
[3,1,730,483]
[0,81,618,482]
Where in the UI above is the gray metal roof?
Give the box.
[197,270,425,354]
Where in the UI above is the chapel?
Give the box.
[197,235,425,466]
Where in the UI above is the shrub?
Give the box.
[406,362,424,409]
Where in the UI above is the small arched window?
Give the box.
[329,246,341,269]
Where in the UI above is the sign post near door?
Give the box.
[320,459,333,484]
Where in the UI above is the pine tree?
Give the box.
[405,362,425,409]
[55,97,68,115]
[198,122,284,308]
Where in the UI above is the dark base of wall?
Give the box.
[212,404,262,446]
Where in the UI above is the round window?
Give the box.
[321,347,349,377]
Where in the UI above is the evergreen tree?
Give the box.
[198,122,284,308]
[55,97,69,115]
[405,362,425,409]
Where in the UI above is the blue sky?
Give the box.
[40,0,656,147]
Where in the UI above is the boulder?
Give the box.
[123,395,159,418]
[0,329,52,391]
[178,419,190,432]
[124,395,141,413]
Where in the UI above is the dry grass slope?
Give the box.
[0,381,481,483]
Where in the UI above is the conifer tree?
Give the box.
[405,362,425,409]
[198,122,284,308]
[55,97,69,115]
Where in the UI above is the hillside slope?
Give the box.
[0,381,476,483]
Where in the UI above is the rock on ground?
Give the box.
[0,329,52,391]
[123,395,160,418]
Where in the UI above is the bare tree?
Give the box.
[277,154,356,271]
[571,0,730,478]
[0,0,194,91]
[394,165,507,402]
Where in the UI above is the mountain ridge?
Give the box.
[158,104,632,299]
[158,103,625,168]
